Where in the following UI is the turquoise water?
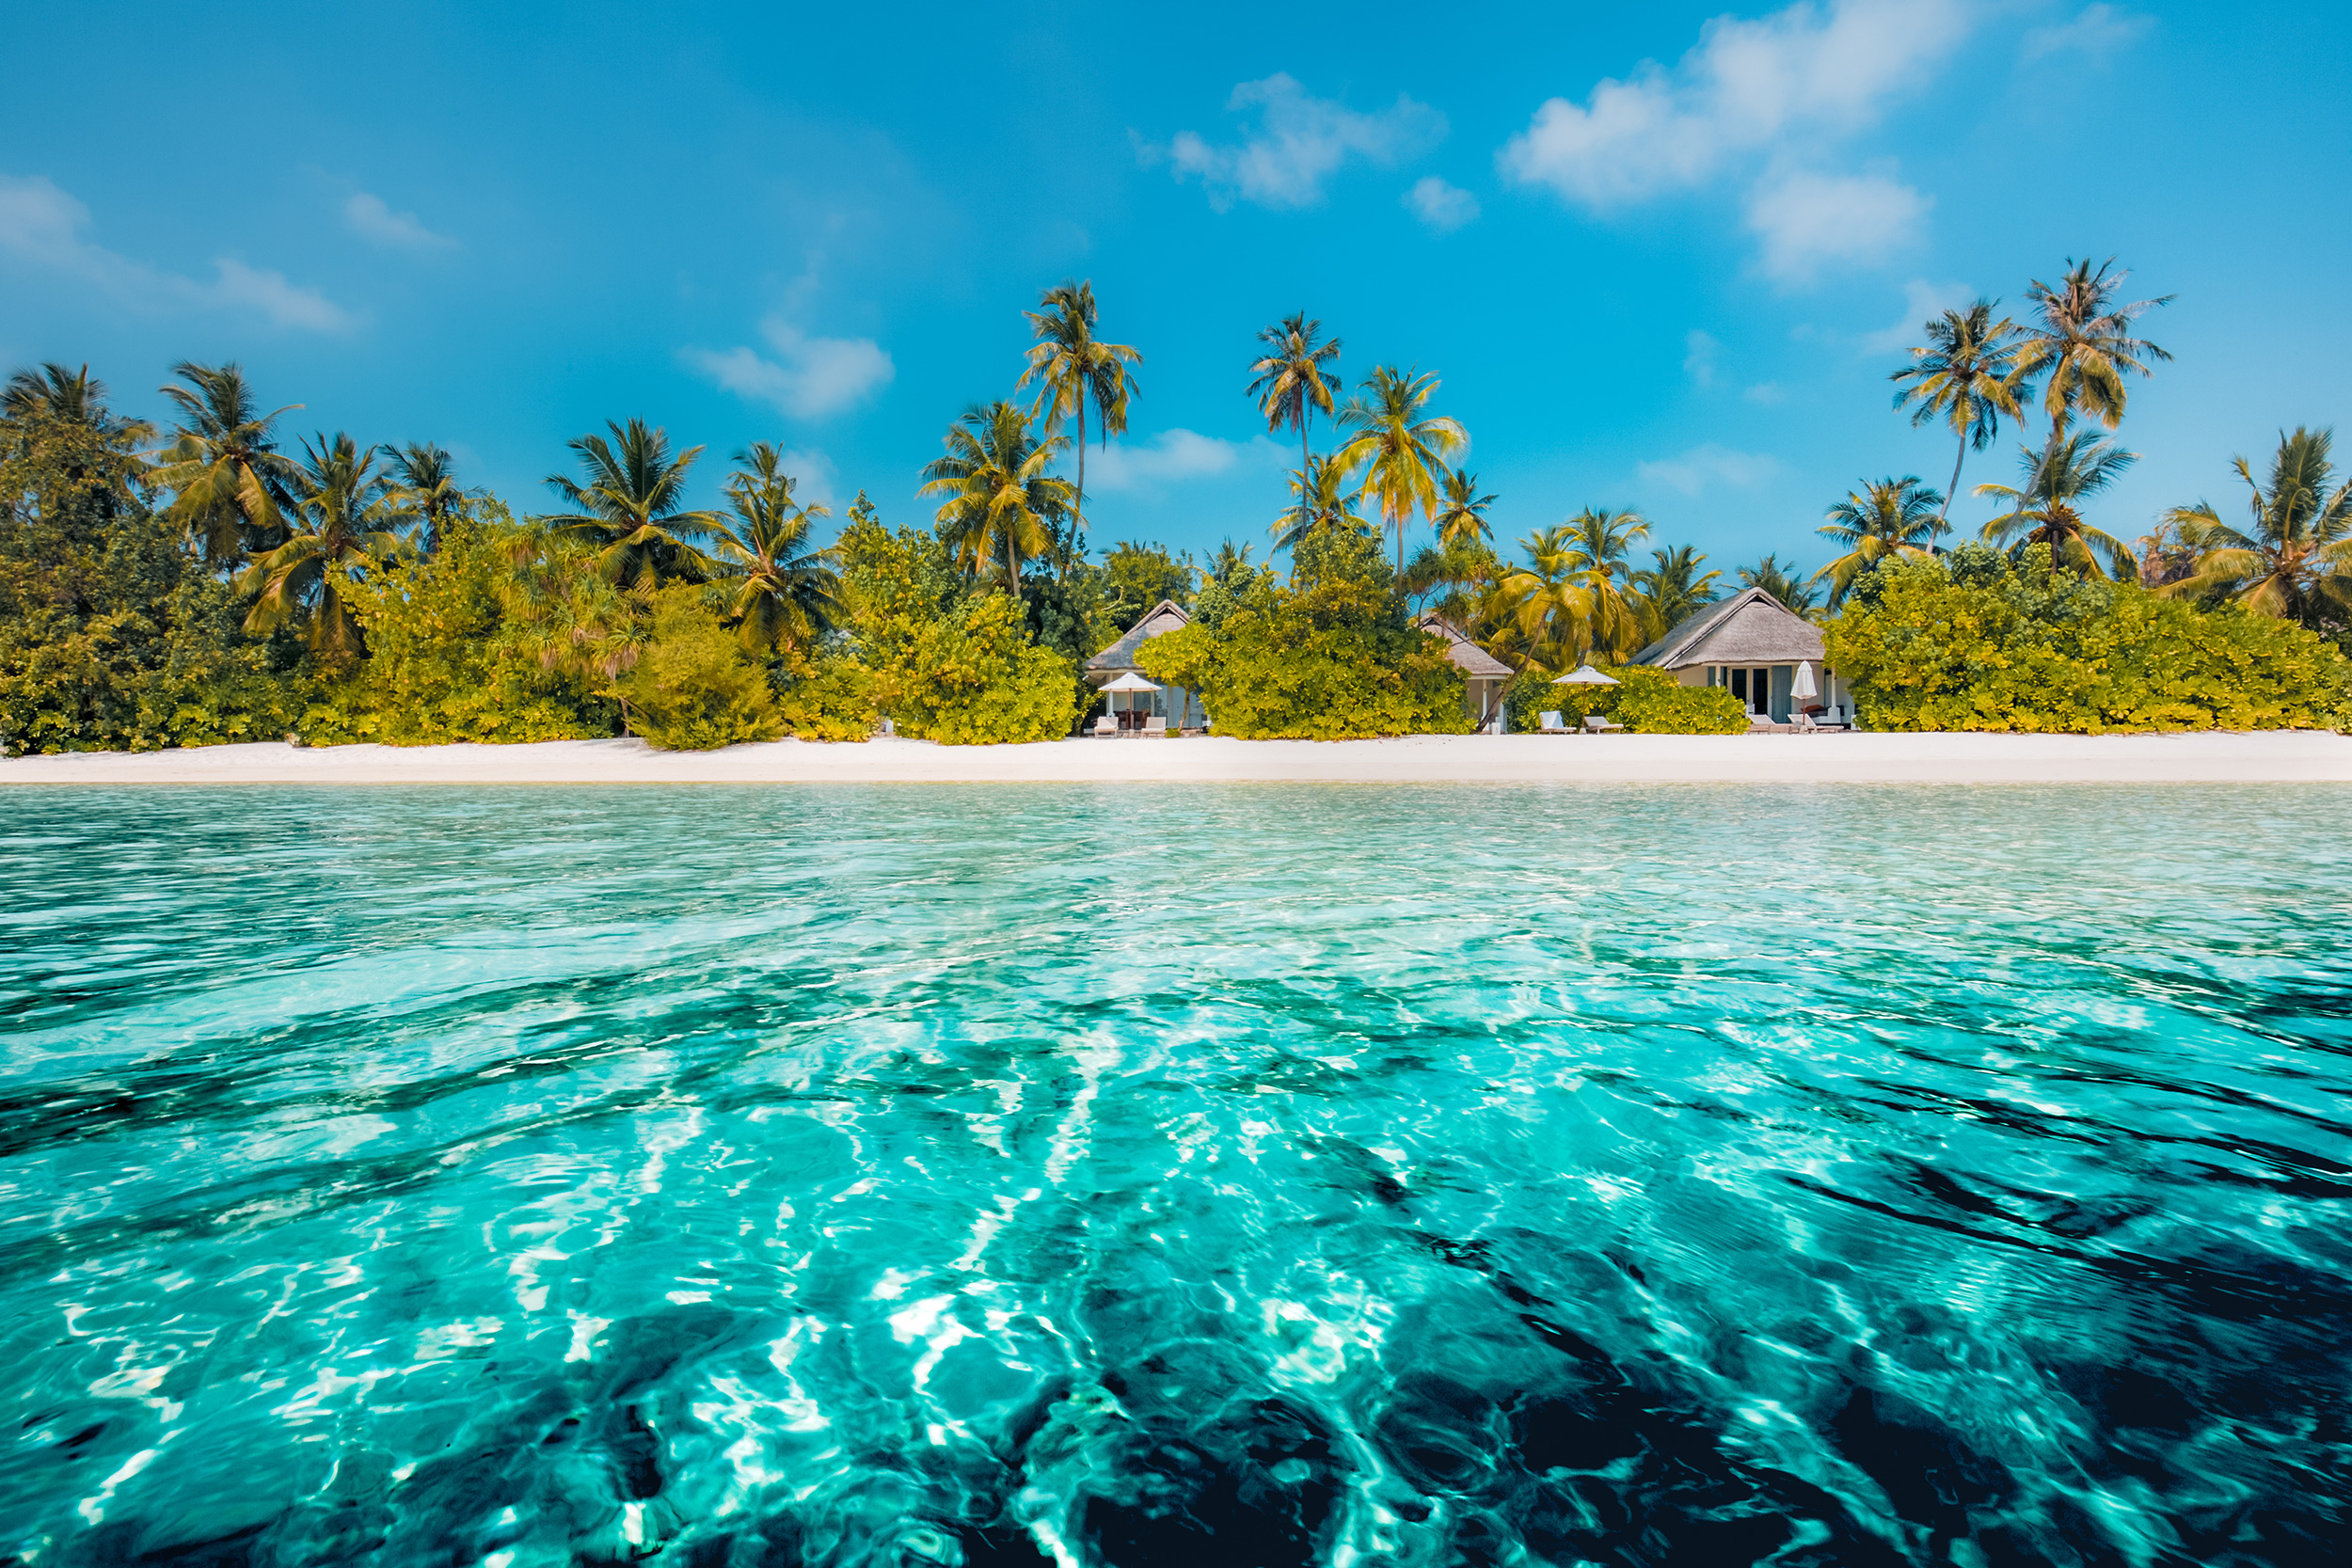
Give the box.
[2,784,2348,1567]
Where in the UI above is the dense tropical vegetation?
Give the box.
[4,254,2347,753]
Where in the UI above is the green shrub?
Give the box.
[614,587,785,750]
[888,593,1076,745]
[773,643,876,742]
[1502,664,1746,734]
[1827,545,2352,733]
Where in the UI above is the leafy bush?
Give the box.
[1827,545,2352,733]
[1502,664,1746,734]
[773,643,876,742]
[888,593,1076,745]
[614,587,786,750]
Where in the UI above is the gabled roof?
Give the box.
[1086,599,1192,672]
[1414,612,1514,679]
[1630,587,1824,669]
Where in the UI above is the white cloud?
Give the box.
[687,317,894,420]
[0,173,352,330]
[1403,176,1480,232]
[343,191,457,250]
[1745,169,1929,281]
[2023,4,2151,62]
[1499,0,1972,206]
[1154,73,1447,211]
[1745,382,1789,404]
[1636,442,1783,497]
[1088,430,1284,496]
[775,447,840,513]
[1684,329,1721,388]
[1860,277,1976,353]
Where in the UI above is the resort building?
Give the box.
[1629,588,1852,724]
[1086,599,1206,733]
[1416,612,1514,732]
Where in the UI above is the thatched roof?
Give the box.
[1415,612,1514,679]
[1630,588,1823,670]
[1086,599,1191,673]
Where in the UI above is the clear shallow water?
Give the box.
[2,784,2348,1568]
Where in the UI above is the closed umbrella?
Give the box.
[1790,661,1818,702]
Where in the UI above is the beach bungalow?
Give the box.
[1415,612,1514,732]
[1629,588,1853,724]
[1086,599,1206,733]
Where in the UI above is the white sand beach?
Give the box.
[4,731,2350,785]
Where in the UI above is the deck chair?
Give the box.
[1143,716,1168,736]
[1538,710,1566,734]
[1582,714,1623,733]
[1092,714,1117,736]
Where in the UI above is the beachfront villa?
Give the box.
[1085,599,1206,733]
[1630,588,1852,725]
[1416,612,1514,732]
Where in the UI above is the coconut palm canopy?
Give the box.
[148,360,304,564]
[239,431,405,660]
[2162,426,2352,624]
[1977,435,2138,579]
[1816,476,1947,608]
[920,401,1075,600]
[1336,366,1467,575]
[543,419,723,589]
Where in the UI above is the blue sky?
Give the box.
[5,1,2348,579]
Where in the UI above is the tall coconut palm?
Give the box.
[1247,312,1343,531]
[2,362,153,499]
[238,433,405,659]
[1017,280,1140,561]
[1630,545,1722,644]
[1499,526,1595,670]
[1434,467,1497,546]
[543,419,723,589]
[382,442,478,554]
[1270,453,1374,551]
[1975,435,2137,578]
[1208,537,1255,584]
[1890,300,2030,526]
[2013,258,2172,448]
[1737,553,1822,613]
[2160,426,2352,624]
[1336,366,1468,575]
[711,441,843,656]
[148,361,304,564]
[1558,506,1651,658]
[1814,477,1946,608]
[919,401,1074,602]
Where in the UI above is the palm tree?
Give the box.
[1017,280,1141,560]
[1247,312,1343,531]
[1499,526,1595,670]
[1208,538,1255,584]
[2,362,153,499]
[711,441,843,657]
[2160,427,2352,624]
[919,401,1074,602]
[2013,258,2172,448]
[1270,453,1374,551]
[543,419,723,589]
[1630,545,1722,644]
[383,443,478,554]
[1891,301,2030,527]
[238,433,405,659]
[1337,366,1468,575]
[1558,506,1651,658]
[1434,467,1497,546]
[147,361,303,565]
[1976,434,2137,578]
[1737,553,1822,613]
[1815,477,1947,608]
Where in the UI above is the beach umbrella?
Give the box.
[1790,661,1819,702]
[1099,672,1160,692]
[1551,664,1620,686]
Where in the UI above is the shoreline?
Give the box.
[3,731,2350,785]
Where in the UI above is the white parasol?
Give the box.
[1551,664,1621,687]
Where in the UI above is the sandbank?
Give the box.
[3,731,2349,785]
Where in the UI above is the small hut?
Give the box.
[1415,613,1514,732]
[1085,599,1205,732]
[1628,588,1849,724]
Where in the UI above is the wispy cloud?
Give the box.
[687,317,895,420]
[343,191,457,251]
[1148,73,1447,212]
[1684,329,1721,388]
[0,172,352,331]
[1860,277,1977,353]
[1403,176,1479,232]
[2023,4,2151,62]
[1497,0,1970,279]
[1636,442,1782,497]
[1745,169,1929,281]
[1088,430,1285,497]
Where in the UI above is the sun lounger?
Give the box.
[1538,710,1566,734]
[1092,715,1117,736]
[1582,715,1623,733]
[1143,716,1168,736]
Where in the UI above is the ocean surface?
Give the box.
[1,784,2347,1567]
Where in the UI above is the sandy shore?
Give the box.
[3,731,2350,784]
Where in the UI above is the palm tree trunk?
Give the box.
[1941,427,1966,528]
[1072,401,1086,584]
[1009,532,1022,603]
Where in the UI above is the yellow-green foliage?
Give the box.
[1827,545,2352,733]
[773,645,876,742]
[615,587,786,750]
[1502,664,1747,734]
[888,593,1076,745]
[1138,598,1469,739]
[303,509,611,745]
